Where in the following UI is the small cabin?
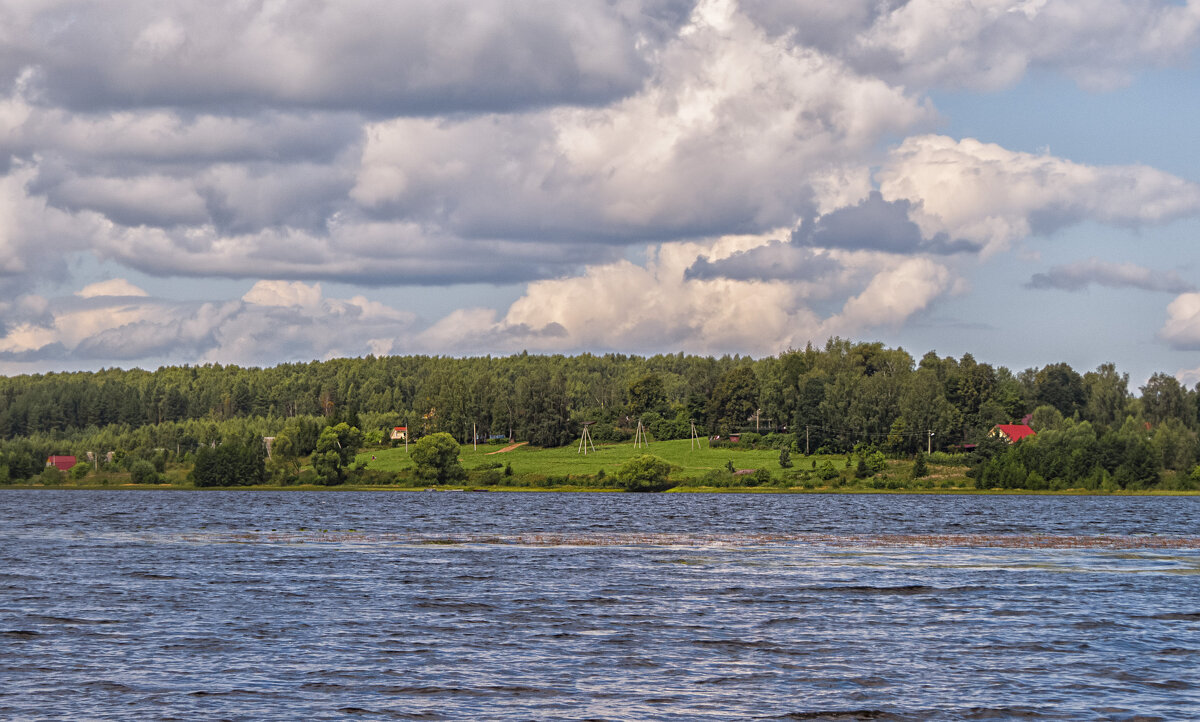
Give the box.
[990,424,1036,444]
[46,455,77,472]
[390,426,408,441]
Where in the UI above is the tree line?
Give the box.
[0,339,1197,488]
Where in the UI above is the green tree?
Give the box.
[709,366,758,434]
[1034,362,1085,416]
[411,432,466,484]
[312,422,364,485]
[778,447,792,469]
[193,443,264,487]
[616,454,674,492]
[912,451,928,479]
[628,374,667,416]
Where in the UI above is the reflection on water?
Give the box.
[1,490,1198,720]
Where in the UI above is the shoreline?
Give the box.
[4,483,1198,496]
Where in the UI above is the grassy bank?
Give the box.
[7,437,1198,494]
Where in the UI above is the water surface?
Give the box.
[2,491,1198,720]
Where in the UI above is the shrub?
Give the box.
[38,467,64,485]
[475,469,502,486]
[616,454,674,492]
[779,448,792,469]
[747,468,772,486]
[129,459,159,485]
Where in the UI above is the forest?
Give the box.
[0,338,1197,491]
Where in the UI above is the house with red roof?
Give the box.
[390,426,408,441]
[46,455,77,472]
[989,424,1036,444]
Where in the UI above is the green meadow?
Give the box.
[357,438,848,482]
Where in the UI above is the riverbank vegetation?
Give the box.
[2,340,1199,492]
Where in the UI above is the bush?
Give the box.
[616,454,674,492]
[475,469,503,486]
[747,468,772,486]
[682,468,734,487]
[129,459,159,485]
[38,467,64,485]
[348,468,397,486]
[779,448,792,469]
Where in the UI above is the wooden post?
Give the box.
[806,426,810,455]
[473,423,477,452]
[634,419,649,449]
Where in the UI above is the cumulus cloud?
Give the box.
[91,221,620,286]
[77,279,150,298]
[792,191,979,255]
[685,242,839,282]
[1176,365,1200,387]
[0,163,106,293]
[1027,258,1195,293]
[743,0,1200,91]
[878,135,1200,254]
[0,0,683,114]
[1159,292,1200,350]
[351,0,929,243]
[2,0,1200,372]
[0,279,418,368]
[403,236,957,356]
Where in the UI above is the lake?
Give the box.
[2,491,1198,720]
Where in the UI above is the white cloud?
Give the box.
[1,0,671,114]
[825,257,956,331]
[0,280,418,367]
[0,163,107,290]
[352,0,929,242]
[1160,292,1200,350]
[878,135,1200,254]
[77,279,149,298]
[0,0,1199,373]
[242,280,324,310]
[748,0,1200,91]
[405,235,957,356]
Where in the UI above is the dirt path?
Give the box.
[485,442,528,455]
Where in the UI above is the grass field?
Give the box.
[356,438,850,480]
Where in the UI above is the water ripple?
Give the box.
[2,490,1199,720]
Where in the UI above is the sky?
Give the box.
[2,0,1200,389]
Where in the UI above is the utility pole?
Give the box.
[806,426,810,455]
[927,430,934,455]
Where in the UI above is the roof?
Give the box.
[993,424,1036,443]
[46,455,77,472]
